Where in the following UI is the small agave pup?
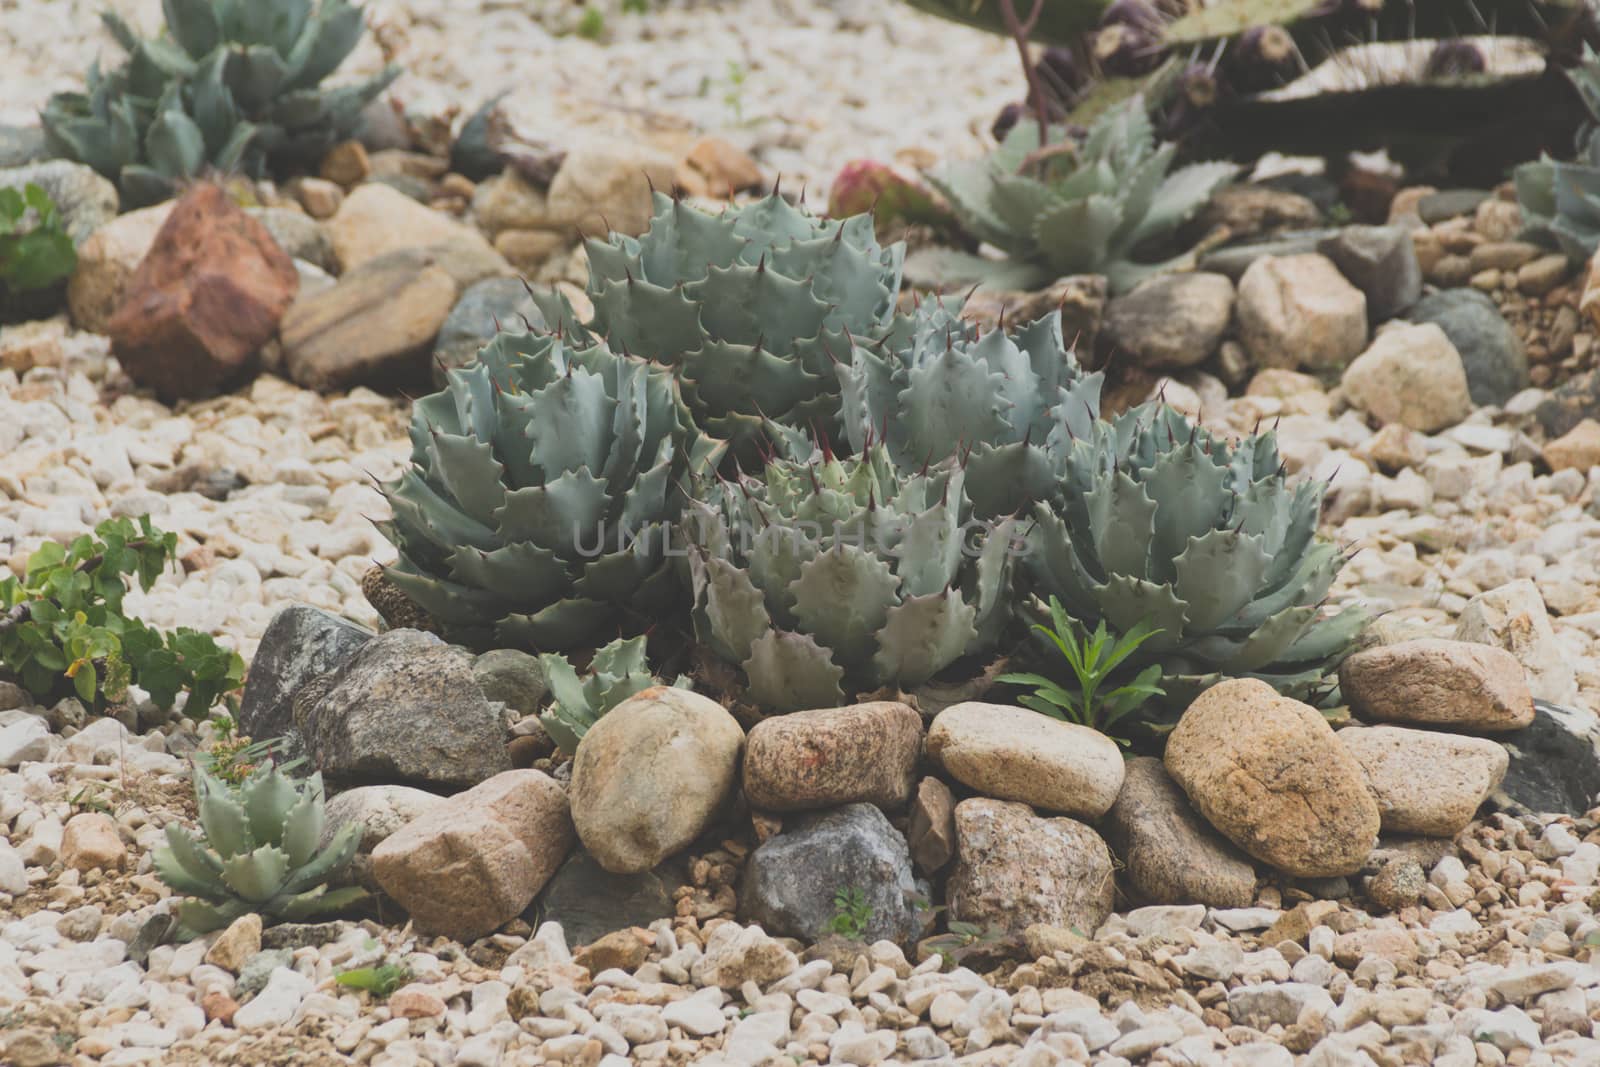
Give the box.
[531,189,906,464]
[1026,402,1365,711]
[376,330,725,651]
[539,635,692,755]
[682,445,1017,712]
[154,764,365,938]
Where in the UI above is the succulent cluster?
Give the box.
[1026,403,1365,710]
[1517,46,1600,260]
[154,764,365,937]
[539,636,691,755]
[914,95,1236,293]
[682,446,1017,711]
[42,0,399,207]
[532,191,905,462]
[378,330,725,652]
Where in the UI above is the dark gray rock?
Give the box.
[1102,272,1235,369]
[738,803,917,944]
[294,629,510,791]
[1101,757,1257,908]
[432,277,543,387]
[260,920,359,951]
[1197,228,1342,281]
[1418,189,1490,225]
[1405,289,1528,407]
[238,605,373,760]
[356,95,412,154]
[1491,700,1600,818]
[530,849,681,948]
[0,125,47,169]
[0,160,118,246]
[247,208,336,273]
[1535,368,1600,439]
[472,648,548,719]
[1317,225,1421,322]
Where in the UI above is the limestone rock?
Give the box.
[1404,288,1528,407]
[320,785,447,892]
[544,141,680,237]
[1235,253,1368,372]
[926,702,1124,819]
[945,798,1115,935]
[61,812,125,872]
[1102,272,1235,369]
[67,201,176,333]
[371,770,573,941]
[1454,581,1577,706]
[326,183,501,272]
[1339,725,1508,836]
[1339,638,1534,733]
[570,687,744,874]
[1341,323,1473,433]
[741,701,921,813]
[1102,757,1257,908]
[1165,679,1380,877]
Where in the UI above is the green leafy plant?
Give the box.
[539,636,691,756]
[681,444,1017,712]
[998,596,1164,745]
[921,919,1010,968]
[0,184,77,295]
[913,94,1236,293]
[825,887,875,941]
[0,517,244,716]
[153,763,366,937]
[576,5,606,39]
[1025,402,1365,712]
[531,190,906,464]
[41,0,400,208]
[375,329,725,652]
[335,962,410,997]
[196,732,301,788]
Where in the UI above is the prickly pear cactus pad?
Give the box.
[375,330,726,652]
[531,191,906,464]
[681,445,1017,712]
[1027,402,1366,709]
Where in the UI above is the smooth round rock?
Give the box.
[1165,679,1380,878]
[1338,725,1508,836]
[1339,638,1534,733]
[926,702,1124,819]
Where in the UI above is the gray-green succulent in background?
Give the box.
[538,636,692,755]
[154,764,365,938]
[1026,402,1364,711]
[779,297,1103,518]
[41,0,399,208]
[1517,46,1600,261]
[681,445,1017,712]
[911,94,1235,294]
[377,330,726,653]
[531,191,906,464]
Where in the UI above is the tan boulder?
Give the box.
[327,183,501,272]
[1338,725,1508,836]
[545,141,681,237]
[371,770,573,941]
[1543,419,1600,473]
[60,812,126,872]
[570,687,744,874]
[1341,322,1474,433]
[1102,757,1257,908]
[741,701,921,813]
[1454,580,1576,705]
[1235,253,1368,372]
[926,702,1124,819]
[1165,679,1380,877]
[1339,638,1534,733]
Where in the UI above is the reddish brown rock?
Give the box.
[741,701,921,813]
[60,812,126,872]
[201,989,238,1025]
[106,183,298,400]
[907,776,956,875]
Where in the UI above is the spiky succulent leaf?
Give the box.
[376,331,726,652]
[683,445,1015,711]
[176,897,252,936]
[1024,401,1363,707]
[921,95,1235,294]
[537,636,688,756]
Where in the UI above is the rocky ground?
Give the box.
[6,2,1600,1067]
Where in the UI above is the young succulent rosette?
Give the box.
[376,329,726,651]
[682,445,1017,711]
[1027,401,1365,707]
[154,764,365,937]
[531,190,906,463]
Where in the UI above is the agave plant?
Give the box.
[376,329,725,652]
[531,190,905,464]
[539,636,692,755]
[805,297,1103,518]
[1516,129,1600,260]
[41,0,399,207]
[1025,402,1365,709]
[913,94,1236,293]
[154,764,365,938]
[682,445,1017,712]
